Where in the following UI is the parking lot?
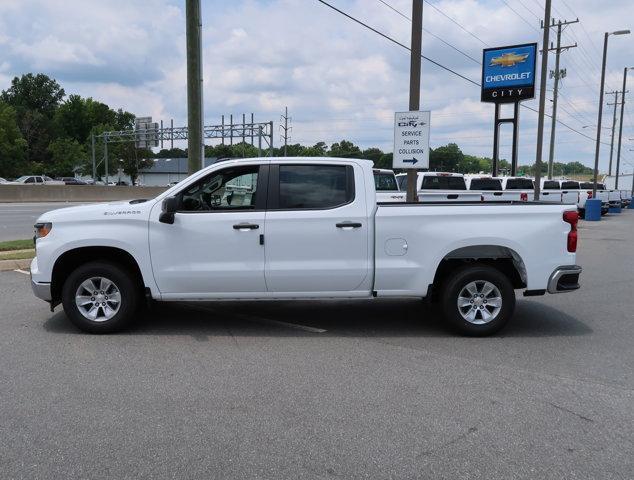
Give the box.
[0,212,632,479]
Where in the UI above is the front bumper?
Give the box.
[30,257,52,302]
[31,279,52,301]
[547,265,582,294]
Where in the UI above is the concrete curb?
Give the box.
[0,258,31,272]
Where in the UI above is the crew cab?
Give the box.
[30,157,582,336]
[465,175,506,202]
[373,168,405,203]
[396,172,482,202]
[499,176,535,201]
[579,182,609,215]
[538,179,579,205]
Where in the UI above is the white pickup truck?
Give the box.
[30,157,582,336]
[396,172,482,202]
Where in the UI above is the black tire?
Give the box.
[61,261,140,334]
[440,264,515,336]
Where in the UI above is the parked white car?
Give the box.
[7,175,64,185]
[0,177,8,184]
[578,182,609,215]
[538,179,579,205]
[396,172,482,202]
[30,157,582,337]
[373,168,406,203]
[464,175,514,202]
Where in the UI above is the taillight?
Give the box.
[563,210,578,253]
[587,191,592,199]
[520,192,528,201]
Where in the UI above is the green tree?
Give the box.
[328,140,362,158]
[0,101,28,177]
[47,138,86,177]
[430,143,463,172]
[113,142,154,185]
[1,74,65,168]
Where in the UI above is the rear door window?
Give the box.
[277,165,353,209]
[505,178,534,189]
[421,176,466,190]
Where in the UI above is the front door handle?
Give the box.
[233,223,259,230]
[336,222,362,229]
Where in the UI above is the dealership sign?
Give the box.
[393,111,430,169]
[481,43,537,103]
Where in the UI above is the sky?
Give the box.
[0,0,633,173]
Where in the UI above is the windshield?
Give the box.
[505,178,534,190]
[421,176,466,190]
[374,173,398,191]
[15,176,29,182]
[469,178,502,191]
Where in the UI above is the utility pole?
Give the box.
[534,0,552,201]
[606,90,626,176]
[91,134,96,181]
[545,18,578,179]
[406,0,423,203]
[615,68,633,189]
[185,0,203,174]
[280,107,291,156]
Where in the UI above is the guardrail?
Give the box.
[0,185,168,203]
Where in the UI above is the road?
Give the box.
[0,202,91,241]
[0,212,632,479]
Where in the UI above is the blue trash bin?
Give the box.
[630,197,634,209]
[609,204,622,214]
[585,198,602,221]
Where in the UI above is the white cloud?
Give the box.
[0,0,633,171]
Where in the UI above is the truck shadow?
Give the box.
[44,298,592,338]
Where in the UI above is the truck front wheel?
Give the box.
[440,264,515,336]
[61,261,140,334]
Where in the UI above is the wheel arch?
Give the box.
[51,246,146,306]
[429,245,527,301]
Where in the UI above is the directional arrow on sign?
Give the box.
[402,157,419,164]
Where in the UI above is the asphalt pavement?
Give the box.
[0,212,632,479]
[0,202,91,241]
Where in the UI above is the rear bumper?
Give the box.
[547,265,582,294]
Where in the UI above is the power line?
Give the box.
[315,0,610,147]
[422,0,489,47]
[376,0,481,64]
[315,0,480,86]
[499,0,540,32]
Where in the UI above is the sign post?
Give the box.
[481,43,537,176]
[393,111,431,172]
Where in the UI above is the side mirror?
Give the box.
[159,196,178,224]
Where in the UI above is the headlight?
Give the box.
[34,222,52,240]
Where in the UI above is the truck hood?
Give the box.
[36,199,156,224]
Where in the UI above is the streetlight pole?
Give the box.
[186,0,203,175]
[592,30,630,199]
[615,67,633,189]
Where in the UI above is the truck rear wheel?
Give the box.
[440,264,515,336]
[61,261,140,334]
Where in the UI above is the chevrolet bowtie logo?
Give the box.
[490,52,529,67]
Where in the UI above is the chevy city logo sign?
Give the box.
[481,43,537,103]
[489,52,529,67]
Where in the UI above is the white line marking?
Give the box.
[14,269,30,275]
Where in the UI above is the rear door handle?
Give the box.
[336,222,362,229]
[233,223,259,230]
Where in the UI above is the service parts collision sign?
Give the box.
[393,111,430,169]
[481,43,537,103]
